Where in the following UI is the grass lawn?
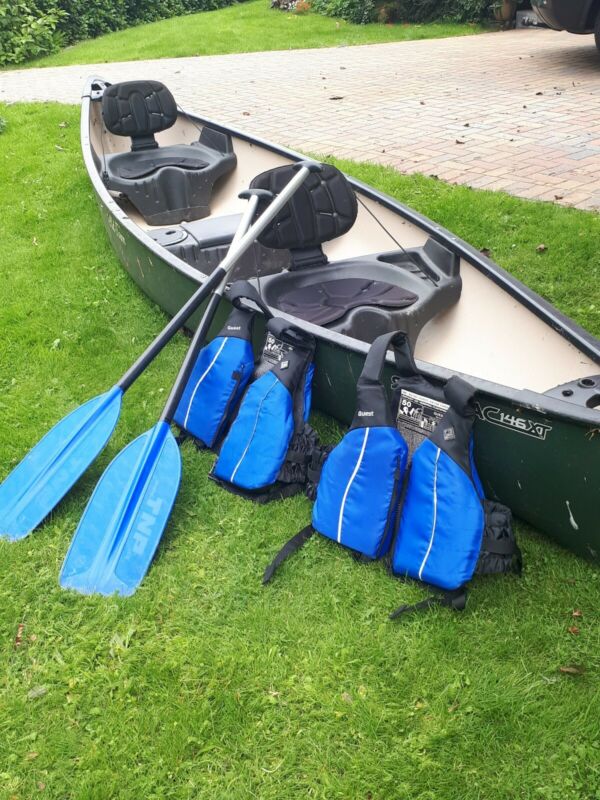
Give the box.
[23,0,490,69]
[0,102,599,800]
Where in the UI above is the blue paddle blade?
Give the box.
[60,421,181,597]
[0,386,123,542]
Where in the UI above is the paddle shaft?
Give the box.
[118,192,260,393]
[159,162,318,423]
[117,161,317,394]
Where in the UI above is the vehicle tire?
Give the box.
[595,9,600,52]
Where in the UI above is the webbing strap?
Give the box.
[226,280,273,318]
[266,317,315,352]
[209,473,305,505]
[262,525,314,584]
[358,330,417,387]
[389,587,467,619]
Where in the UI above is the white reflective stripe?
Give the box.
[418,446,441,580]
[183,337,229,430]
[337,427,370,544]
[229,378,278,484]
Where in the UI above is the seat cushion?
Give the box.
[275,278,418,326]
[112,148,208,180]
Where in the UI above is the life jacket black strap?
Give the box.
[389,587,467,619]
[174,428,207,450]
[266,317,316,352]
[263,525,315,584]
[306,443,333,500]
[277,424,320,485]
[226,280,273,318]
[476,500,522,576]
[358,330,417,387]
[352,331,416,429]
[209,473,305,504]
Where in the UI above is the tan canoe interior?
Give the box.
[89,103,597,395]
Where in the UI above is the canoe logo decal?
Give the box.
[475,403,552,440]
[108,215,127,247]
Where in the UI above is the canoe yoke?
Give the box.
[99,80,236,226]
[249,163,462,347]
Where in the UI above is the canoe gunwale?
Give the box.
[81,76,600,430]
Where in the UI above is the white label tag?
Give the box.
[261,333,295,366]
[396,389,449,456]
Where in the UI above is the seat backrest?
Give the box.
[250,163,358,268]
[102,80,178,151]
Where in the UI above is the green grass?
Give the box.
[23,0,489,68]
[0,102,599,800]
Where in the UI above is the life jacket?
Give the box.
[173,280,271,449]
[263,333,521,613]
[390,375,521,616]
[263,331,410,583]
[211,318,317,502]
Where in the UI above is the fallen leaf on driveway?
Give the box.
[329,96,344,101]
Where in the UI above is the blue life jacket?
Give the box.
[389,376,520,616]
[263,333,521,613]
[263,331,410,583]
[173,281,271,449]
[211,318,317,502]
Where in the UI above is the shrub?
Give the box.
[0,2,64,65]
[311,0,376,24]
[310,0,498,24]
[0,0,246,66]
[294,0,311,14]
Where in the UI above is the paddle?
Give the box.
[59,161,321,596]
[0,162,311,544]
[0,214,257,544]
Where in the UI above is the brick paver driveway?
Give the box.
[2,28,600,209]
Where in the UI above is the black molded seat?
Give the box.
[101,80,236,225]
[250,163,462,346]
[276,278,417,326]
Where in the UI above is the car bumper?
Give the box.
[531,0,593,32]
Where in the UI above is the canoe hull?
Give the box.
[97,198,600,561]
